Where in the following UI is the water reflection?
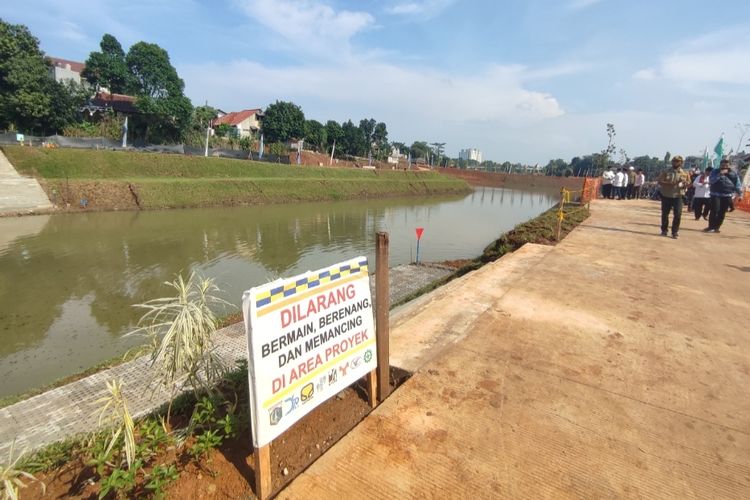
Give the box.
[0,187,557,397]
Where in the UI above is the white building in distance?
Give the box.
[459,148,483,163]
[48,57,85,85]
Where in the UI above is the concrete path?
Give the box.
[282,199,750,499]
[0,264,452,458]
[0,150,52,214]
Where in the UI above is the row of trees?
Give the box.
[260,101,391,160]
[0,20,193,143]
[0,19,399,157]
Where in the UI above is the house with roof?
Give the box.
[48,57,87,86]
[82,91,138,117]
[212,109,262,138]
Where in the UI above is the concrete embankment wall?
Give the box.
[438,167,585,190]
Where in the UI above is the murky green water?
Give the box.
[0,186,557,397]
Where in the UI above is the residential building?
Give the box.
[48,57,86,85]
[83,91,138,116]
[388,145,405,164]
[212,109,263,138]
[459,148,483,164]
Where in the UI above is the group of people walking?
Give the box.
[601,166,646,200]
[657,155,743,238]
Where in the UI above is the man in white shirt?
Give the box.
[692,167,712,220]
[634,169,646,198]
[613,168,625,200]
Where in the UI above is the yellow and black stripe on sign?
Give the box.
[255,259,368,310]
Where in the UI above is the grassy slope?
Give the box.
[3,146,469,209]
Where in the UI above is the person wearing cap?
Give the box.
[704,159,742,233]
[657,155,690,238]
[692,167,712,220]
[626,166,636,199]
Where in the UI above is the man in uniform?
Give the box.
[657,155,690,238]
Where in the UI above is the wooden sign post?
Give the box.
[254,444,271,500]
[376,232,390,402]
[243,256,378,499]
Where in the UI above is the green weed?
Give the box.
[144,464,179,499]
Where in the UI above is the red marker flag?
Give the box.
[415,227,424,240]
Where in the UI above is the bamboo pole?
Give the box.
[556,188,564,242]
[375,232,391,402]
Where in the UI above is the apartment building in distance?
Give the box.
[459,148,483,164]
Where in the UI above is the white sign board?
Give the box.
[242,256,376,447]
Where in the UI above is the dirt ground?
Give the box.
[22,368,410,499]
[281,199,750,498]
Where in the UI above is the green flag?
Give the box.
[702,146,709,170]
[713,134,724,162]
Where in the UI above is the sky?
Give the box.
[3,0,750,164]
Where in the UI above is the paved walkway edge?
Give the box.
[0,150,52,214]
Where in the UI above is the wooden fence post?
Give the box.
[375,232,391,402]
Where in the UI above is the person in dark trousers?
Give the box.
[692,167,712,220]
[657,155,690,238]
[704,159,743,233]
[626,166,636,199]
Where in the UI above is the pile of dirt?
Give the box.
[41,179,139,211]
[21,367,410,499]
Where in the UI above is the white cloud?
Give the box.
[632,68,656,81]
[182,59,562,123]
[522,62,592,80]
[181,58,564,161]
[385,0,456,17]
[653,26,750,85]
[58,21,88,42]
[567,0,603,10]
[234,0,374,57]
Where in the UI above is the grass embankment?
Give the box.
[2,146,470,211]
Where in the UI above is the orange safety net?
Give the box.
[581,177,601,204]
[736,191,750,213]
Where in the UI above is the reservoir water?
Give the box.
[0,186,557,398]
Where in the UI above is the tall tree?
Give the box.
[325,120,343,154]
[126,42,192,142]
[0,21,50,132]
[372,122,388,160]
[341,120,365,156]
[410,141,430,161]
[359,118,376,156]
[82,34,131,93]
[594,123,617,176]
[262,100,305,143]
[304,119,327,152]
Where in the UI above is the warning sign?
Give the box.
[242,257,376,447]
